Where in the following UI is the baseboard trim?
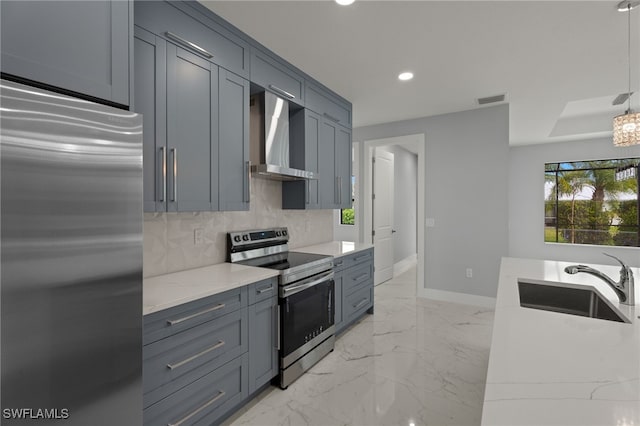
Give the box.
[393,254,417,277]
[419,288,496,308]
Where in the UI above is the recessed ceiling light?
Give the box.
[398,72,414,81]
[335,0,355,5]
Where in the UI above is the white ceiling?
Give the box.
[202,0,640,145]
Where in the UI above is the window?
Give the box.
[340,176,356,225]
[545,158,640,247]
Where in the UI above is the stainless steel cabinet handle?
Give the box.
[245,161,251,203]
[171,148,177,202]
[159,147,166,202]
[353,254,369,262]
[338,176,342,205]
[167,390,226,426]
[352,273,369,282]
[335,177,339,204]
[276,304,281,351]
[335,260,343,266]
[166,303,225,326]
[268,84,295,99]
[165,31,213,59]
[257,286,273,294]
[323,112,340,123]
[306,180,310,204]
[166,340,225,370]
[353,298,368,310]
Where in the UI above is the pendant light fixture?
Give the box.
[613,1,640,146]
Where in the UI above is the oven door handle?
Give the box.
[280,271,334,298]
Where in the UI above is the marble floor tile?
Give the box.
[224,267,494,426]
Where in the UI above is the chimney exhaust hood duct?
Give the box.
[250,92,317,180]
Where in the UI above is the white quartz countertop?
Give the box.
[143,263,279,316]
[295,240,373,258]
[482,257,640,425]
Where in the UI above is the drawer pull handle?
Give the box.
[335,260,343,266]
[353,298,369,310]
[352,273,369,282]
[167,390,226,426]
[166,340,225,370]
[353,254,369,261]
[268,84,295,99]
[257,287,273,294]
[165,31,213,59]
[167,303,226,326]
[323,112,340,123]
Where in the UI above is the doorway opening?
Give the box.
[362,134,425,293]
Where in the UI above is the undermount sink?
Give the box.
[517,279,630,323]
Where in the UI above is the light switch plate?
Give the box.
[194,228,204,246]
[426,218,435,227]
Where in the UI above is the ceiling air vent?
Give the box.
[477,94,506,105]
[613,92,633,106]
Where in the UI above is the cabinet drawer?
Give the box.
[344,286,373,323]
[333,248,373,272]
[135,1,250,78]
[143,308,247,405]
[144,353,248,426]
[247,277,278,305]
[305,82,351,127]
[251,49,304,105]
[144,287,247,345]
[342,263,373,296]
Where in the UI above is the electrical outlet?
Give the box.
[194,228,204,246]
[466,268,473,278]
[426,218,435,227]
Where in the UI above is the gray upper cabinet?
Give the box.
[336,126,353,209]
[1,0,130,106]
[134,27,167,213]
[282,109,321,209]
[166,45,219,212]
[250,48,305,106]
[134,0,250,79]
[305,82,352,128]
[318,119,338,209]
[219,69,250,212]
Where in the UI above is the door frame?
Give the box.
[361,133,425,296]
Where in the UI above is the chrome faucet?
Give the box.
[564,253,635,306]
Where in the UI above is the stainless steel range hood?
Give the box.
[250,92,317,181]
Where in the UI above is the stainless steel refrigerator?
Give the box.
[0,79,143,425]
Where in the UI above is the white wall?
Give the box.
[378,145,417,263]
[509,136,640,267]
[354,104,509,299]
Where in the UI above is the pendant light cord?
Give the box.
[628,3,632,113]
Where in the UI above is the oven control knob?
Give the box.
[242,235,249,241]
[275,231,282,237]
[282,230,288,236]
[233,235,241,243]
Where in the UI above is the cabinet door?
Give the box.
[318,119,337,209]
[305,111,322,208]
[336,126,352,208]
[248,297,278,395]
[166,44,219,212]
[219,69,250,211]
[1,0,130,106]
[134,27,167,213]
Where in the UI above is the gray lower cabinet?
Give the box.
[143,277,278,425]
[248,290,278,394]
[134,24,250,213]
[1,0,130,106]
[334,249,374,334]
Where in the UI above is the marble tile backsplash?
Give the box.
[143,178,334,277]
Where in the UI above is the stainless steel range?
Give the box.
[228,227,335,389]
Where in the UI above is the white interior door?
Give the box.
[373,149,394,285]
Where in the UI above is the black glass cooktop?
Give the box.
[237,251,331,271]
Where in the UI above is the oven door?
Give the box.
[279,271,334,361]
